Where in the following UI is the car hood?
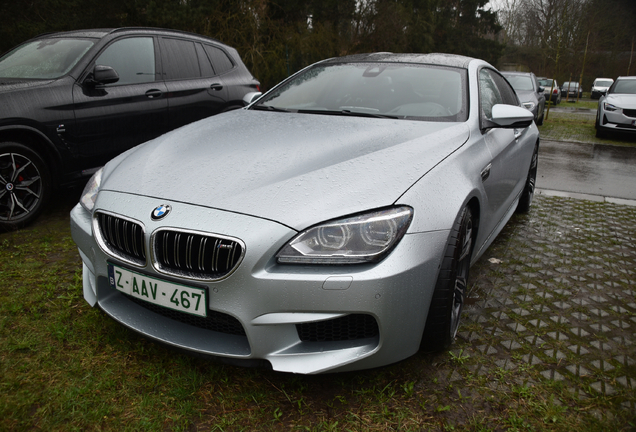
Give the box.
[0,78,56,92]
[605,94,636,109]
[101,110,470,230]
[515,90,538,103]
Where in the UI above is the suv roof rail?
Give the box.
[108,27,224,45]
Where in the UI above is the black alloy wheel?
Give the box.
[421,206,474,352]
[516,142,538,213]
[0,143,51,230]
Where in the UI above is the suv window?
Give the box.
[95,37,155,85]
[204,45,234,75]
[162,38,201,80]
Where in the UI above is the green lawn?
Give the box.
[540,101,636,146]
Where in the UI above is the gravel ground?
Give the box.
[452,194,636,422]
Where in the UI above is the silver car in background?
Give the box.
[501,71,546,125]
[596,76,636,138]
[71,53,539,374]
[538,77,561,105]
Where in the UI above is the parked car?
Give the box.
[595,76,636,138]
[537,77,561,104]
[71,52,539,374]
[591,78,614,99]
[0,27,260,230]
[501,71,546,125]
[560,81,583,99]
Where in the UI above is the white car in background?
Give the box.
[596,76,636,138]
[591,78,614,99]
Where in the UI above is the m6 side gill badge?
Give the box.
[151,204,171,220]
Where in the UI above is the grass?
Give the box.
[540,98,636,146]
[1,191,635,431]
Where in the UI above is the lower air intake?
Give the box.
[296,314,379,342]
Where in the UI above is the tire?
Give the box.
[595,112,608,138]
[516,141,538,213]
[536,105,544,126]
[421,206,473,352]
[0,142,52,230]
[595,127,608,139]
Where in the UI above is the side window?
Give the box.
[490,71,519,106]
[204,45,234,75]
[161,38,201,80]
[94,37,155,85]
[479,69,503,121]
[195,43,215,77]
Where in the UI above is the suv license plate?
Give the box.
[108,264,208,317]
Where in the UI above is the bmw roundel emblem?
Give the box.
[151,204,171,220]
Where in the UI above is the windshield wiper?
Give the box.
[251,104,293,113]
[297,108,400,119]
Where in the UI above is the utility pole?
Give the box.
[629,36,634,75]
[578,31,590,102]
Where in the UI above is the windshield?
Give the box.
[563,82,578,89]
[504,75,534,92]
[595,80,613,87]
[611,80,636,95]
[0,38,95,79]
[538,79,554,87]
[253,62,467,122]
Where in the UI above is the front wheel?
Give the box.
[536,105,545,126]
[516,142,538,213]
[421,206,473,352]
[0,142,52,230]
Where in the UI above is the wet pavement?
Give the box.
[537,139,636,201]
[453,194,636,418]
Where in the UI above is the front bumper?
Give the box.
[599,107,636,133]
[71,191,448,374]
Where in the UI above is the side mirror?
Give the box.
[243,91,263,106]
[538,86,545,93]
[489,104,534,128]
[86,65,119,86]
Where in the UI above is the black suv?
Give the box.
[0,27,260,229]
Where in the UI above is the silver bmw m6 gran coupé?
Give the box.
[71,53,539,374]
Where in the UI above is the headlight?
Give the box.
[603,102,619,112]
[522,102,535,111]
[277,207,413,264]
[80,168,103,212]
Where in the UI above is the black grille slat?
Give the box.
[153,230,243,280]
[124,293,246,336]
[623,109,636,118]
[297,314,379,342]
[97,213,146,264]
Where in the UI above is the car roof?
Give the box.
[32,27,227,47]
[321,52,476,69]
[616,76,636,81]
[501,71,536,79]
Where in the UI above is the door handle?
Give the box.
[481,163,491,182]
[210,83,223,91]
[145,89,163,99]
